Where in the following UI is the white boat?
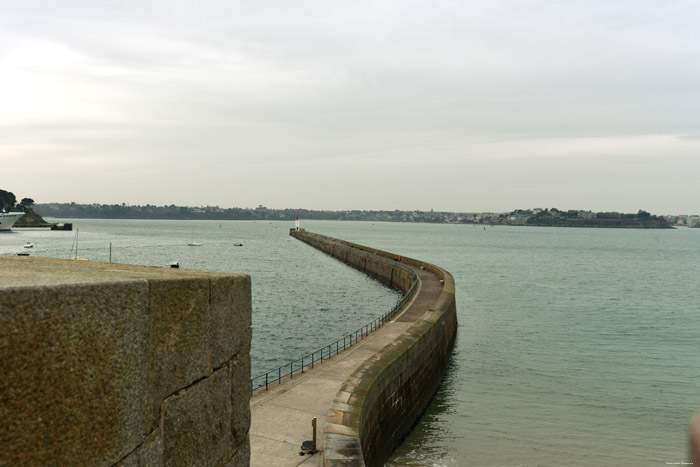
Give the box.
[24,242,34,248]
[70,228,89,260]
[187,229,201,246]
[0,211,24,232]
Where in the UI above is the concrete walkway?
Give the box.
[249,266,442,466]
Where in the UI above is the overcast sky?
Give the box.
[1,1,698,213]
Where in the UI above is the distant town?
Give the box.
[30,201,698,229]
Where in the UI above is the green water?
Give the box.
[305,221,700,467]
[3,220,699,466]
[0,219,401,377]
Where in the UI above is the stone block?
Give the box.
[117,429,162,467]
[145,277,211,433]
[223,437,250,467]
[323,433,363,462]
[161,366,232,467]
[210,275,251,369]
[229,353,251,446]
[0,281,148,466]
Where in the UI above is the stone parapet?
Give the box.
[0,256,251,467]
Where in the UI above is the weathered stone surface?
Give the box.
[229,353,252,446]
[162,366,233,467]
[117,429,162,467]
[211,275,252,369]
[223,437,250,467]
[323,433,363,461]
[0,281,148,466]
[145,277,211,433]
[0,257,252,467]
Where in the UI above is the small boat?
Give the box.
[70,228,89,260]
[24,242,34,248]
[16,251,30,256]
[187,228,201,246]
[168,261,180,268]
[233,242,243,247]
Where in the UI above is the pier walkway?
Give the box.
[249,265,444,466]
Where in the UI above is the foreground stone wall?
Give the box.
[290,229,457,466]
[0,257,251,467]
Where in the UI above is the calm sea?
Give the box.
[2,219,698,466]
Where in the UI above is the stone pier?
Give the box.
[250,230,457,466]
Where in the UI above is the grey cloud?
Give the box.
[1,0,699,212]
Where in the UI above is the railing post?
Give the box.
[290,362,293,379]
[265,373,268,391]
[278,368,281,384]
[302,357,305,373]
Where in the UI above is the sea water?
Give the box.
[2,219,698,466]
[306,221,700,467]
[0,219,401,377]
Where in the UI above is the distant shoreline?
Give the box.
[32,204,692,229]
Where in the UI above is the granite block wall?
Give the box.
[0,257,251,467]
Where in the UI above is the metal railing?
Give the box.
[250,271,418,396]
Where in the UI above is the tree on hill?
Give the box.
[0,189,46,225]
[0,189,17,211]
[20,198,35,210]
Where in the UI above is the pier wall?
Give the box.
[289,230,416,294]
[0,257,251,467]
[290,229,457,466]
[690,411,700,464]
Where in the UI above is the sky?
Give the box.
[1,0,698,214]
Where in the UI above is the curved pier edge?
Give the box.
[290,229,458,467]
